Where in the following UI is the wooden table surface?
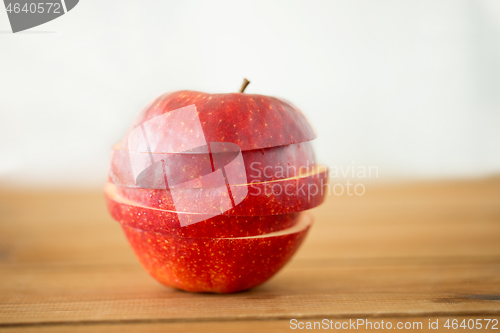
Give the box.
[1,179,499,332]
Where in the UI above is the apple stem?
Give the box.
[239,78,250,93]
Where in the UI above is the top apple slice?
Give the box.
[120,91,316,152]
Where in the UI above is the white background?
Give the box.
[1,0,499,188]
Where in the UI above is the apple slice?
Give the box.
[106,184,300,237]
[121,91,316,152]
[112,165,329,216]
[109,141,316,188]
[121,213,313,293]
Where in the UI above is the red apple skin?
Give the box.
[109,141,316,188]
[112,166,329,216]
[121,216,311,293]
[106,194,301,237]
[121,91,316,152]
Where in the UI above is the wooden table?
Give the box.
[1,179,499,332]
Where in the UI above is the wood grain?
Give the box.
[0,178,499,331]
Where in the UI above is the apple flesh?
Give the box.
[121,213,313,293]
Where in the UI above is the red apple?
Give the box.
[105,84,323,293]
[121,213,313,293]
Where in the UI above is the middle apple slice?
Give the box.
[112,165,328,216]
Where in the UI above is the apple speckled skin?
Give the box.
[121,214,312,293]
[121,91,316,152]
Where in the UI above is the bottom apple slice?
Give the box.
[122,213,313,293]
